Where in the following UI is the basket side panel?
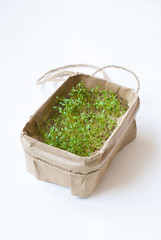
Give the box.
[70,171,99,198]
[25,152,70,188]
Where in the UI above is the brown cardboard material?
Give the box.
[21,73,140,197]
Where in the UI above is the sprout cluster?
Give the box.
[40,81,128,157]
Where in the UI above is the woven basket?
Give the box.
[21,65,140,197]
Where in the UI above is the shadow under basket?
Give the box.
[21,73,140,197]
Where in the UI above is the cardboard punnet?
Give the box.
[21,72,140,197]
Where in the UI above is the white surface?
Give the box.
[0,0,161,239]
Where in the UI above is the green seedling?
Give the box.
[39,81,128,157]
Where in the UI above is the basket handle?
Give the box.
[37,64,108,84]
[92,65,140,93]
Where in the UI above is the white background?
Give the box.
[1,0,161,239]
